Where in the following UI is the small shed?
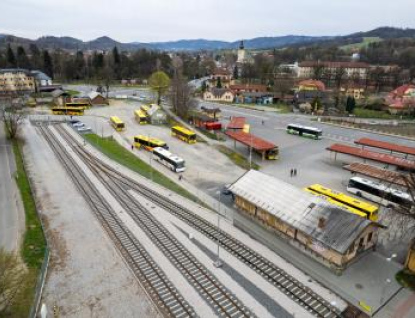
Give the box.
[147,103,167,124]
[88,91,109,105]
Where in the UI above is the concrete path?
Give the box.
[0,122,24,251]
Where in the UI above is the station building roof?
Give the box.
[228,170,373,254]
[327,143,415,170]
[355,138,415,157]
[225,131,277,151]
[343,163,408,187]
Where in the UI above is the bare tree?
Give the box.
[1,97,27,139]
[169,75,198,119]
[0,249,30,315]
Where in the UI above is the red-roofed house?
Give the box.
[385,84,415,114]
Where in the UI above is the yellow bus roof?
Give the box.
[304,188,368,218]
[135,110,147,117]
[308,184,378,213]
[135,135,166,145]
[140,105,150,111]
[110,116,123,124]
[172,125,196,136]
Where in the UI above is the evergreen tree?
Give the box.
[75,51,85,79]
[112,46,121,65]
[216,77,222,88]
[16,46,31,69]
[29,44,42,69]
[346,96,356,113]
[6,45,16,68]
[233,65,239,79]
[42,50,54,78]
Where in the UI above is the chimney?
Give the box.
[318,217,326,229]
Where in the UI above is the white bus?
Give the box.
[347,176,413,209]
[152,147,185,172]
[287,123,322,140]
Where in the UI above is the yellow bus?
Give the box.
[304,188,368,219]
[52,107,84,116]
[306,184,379,221]
[140,105,150,114]
[171,126,197,144]
[65,102,90,109]
[134,110,148,125]
[110,116,125,131]
[134,135,168,151]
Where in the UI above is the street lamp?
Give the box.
[213,191,223,268]
[380,278,392,305]
[386,253,397,262]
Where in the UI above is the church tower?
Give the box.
[237,40,245,63]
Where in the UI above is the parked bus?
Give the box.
[306,184,379,221]
[347,177,413,209]
[140,104,150,114]
[304,188,368,218]
[110,116,125,131]
[65,102,90,109]
[152,147,185,172]
[52,107,84,116]
[134,110,148,125]
[205,121,222,131]
[287,123,322,140]
[134,135,168,151]
[171,126,197,144]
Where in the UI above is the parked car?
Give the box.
[77,126,92,133]
[72,122,85,128]
[69,119,80,124]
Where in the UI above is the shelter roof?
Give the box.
[227,116,246,129]
[225,131,276,151]
[327,143,415,170]
[343,163,408,187]
[229,170,372,254]
[355,138,415,156]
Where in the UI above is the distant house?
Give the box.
[298,61,370,79]
[296,79,326,92]
[230,84,268,93]
[385,84,415,114]
[203,88,234,102]
[146,103,167,124]
[235,92,273,105]
[88,91,108,105]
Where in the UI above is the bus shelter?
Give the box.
[355,138,415,158]
[226,131,278,160]
[227,117,246,130]
[343,163,409,187]
[327,143,415,171]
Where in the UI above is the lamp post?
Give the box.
[213,191,223,268]
[380,278,392,305]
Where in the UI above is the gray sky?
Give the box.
[1,0,414,42]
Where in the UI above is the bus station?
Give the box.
[355,137,415,158]
[327,143,415,171]
[225,130,279,160]
[344,162,409,187]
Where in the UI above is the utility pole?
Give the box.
[213,191,223,268]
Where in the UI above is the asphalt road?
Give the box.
[0,122,21,252]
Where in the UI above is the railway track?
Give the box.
[54,123,344,318]
[50,125,254,318]
[38,125,196,318]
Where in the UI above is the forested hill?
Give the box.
[0,27,415,51]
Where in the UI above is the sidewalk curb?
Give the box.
[319,121,415,141]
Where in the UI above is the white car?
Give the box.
[72,122,85,128]
[77,126,92,133]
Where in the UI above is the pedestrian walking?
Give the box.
[131,144,134,151]
[294,168,297,176]
[290,169,293,177]
[262,120,265,125]
[179,175,183,181]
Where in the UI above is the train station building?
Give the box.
[229,170,379,273]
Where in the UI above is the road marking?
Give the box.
[220,108,269,119]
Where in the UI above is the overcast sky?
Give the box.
[1,0,414,43]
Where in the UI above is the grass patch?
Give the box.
[197,129,226,141]
[9,138,47,317]
[340,37,383,51]
[396,270,415,291]
[12,139,46,269]
[66,90,80,96]
[83,134,203,204]
[216,145,260,170]
[353,108,396,119]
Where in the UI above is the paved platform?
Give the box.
[234,212,405,316]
